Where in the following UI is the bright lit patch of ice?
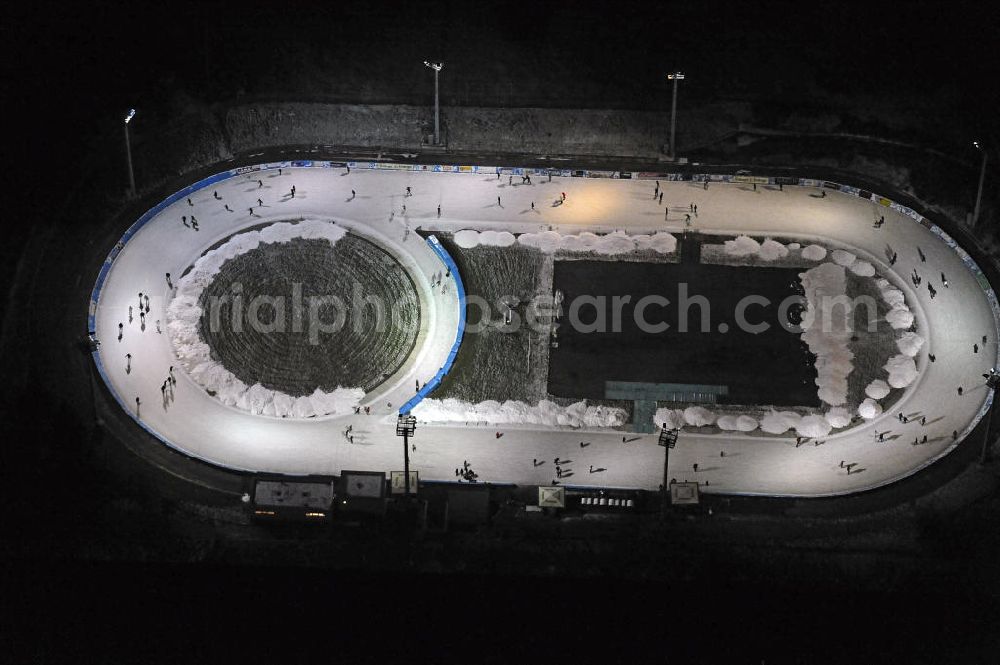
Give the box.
[884,354,918,388]
[796,415,832,438]
[865,379,891,399]
[825,406,852,428]
[411,398,627,428]
[799,262,854,406]
[166,219,364,418]
[758,239,790,261]
[724,235,761,257]
[849,260,876,277]
[801,245,827,261]
[683,406,716,427]
[896,332,924,357]
[831,249,856,266]
[858,398,882,419]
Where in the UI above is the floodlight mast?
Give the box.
[667,72,684,161]
[396,414,417,497]
[423,61,443,145]
[658,426,679,514]
[124,109,137,198]
[973,141,988,228]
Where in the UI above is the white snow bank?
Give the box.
[831,249,856,266]
[454,229,516,248]
[735,415,759,432]
[886,308,915,329]
[865,379,891,399]
[825,406,852,428]
[796,415,832,438]
[454,229,481,248]
[801,245,827,261]
[412,398,627,428]
[683,406,716,427]
[758,239,790,261]
[849,260,876,277]
[884,354,918,388]
[166,219,364,418]
[654,408,687,430]
[858,398,883,419]
[799,262,854,406]
[880,288,906,308]
[896,331,925,357]
[514,229,677,254]
[759,410,802,434]
[724,235,761,257]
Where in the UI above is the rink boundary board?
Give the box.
[87,159,1000,492]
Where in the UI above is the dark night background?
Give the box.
[3,1,1000,662]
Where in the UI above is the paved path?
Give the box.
[93,166,998,496]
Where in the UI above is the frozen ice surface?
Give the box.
[412,398,627,428]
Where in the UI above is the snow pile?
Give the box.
[758,239,790,261]
[849,260,876,277]
[514,229,677,254]
[760,410,802,434]
[799,262,854,406]
[896,332,925,357]
[454,229,516,248]
[825,406,852,428]
[788,243,801,250]
[801,245,827,261]
[654,408,687,430]
[880,288,906,308]
[858,398,883,419]
[683,406,716,427]
[884,354,918,388]
[411,398,627,428]
[723,235,761,257]
[831,249,856,266]
[877,280,915,330]
[796,414,833,438]
[166,219,364,418]
[886,308,915,329]
[865,379,891,399]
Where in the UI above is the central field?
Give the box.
[548,260,819,407]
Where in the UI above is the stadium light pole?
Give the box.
[973,141,988,228]
[667,72,684,161]
[396,414,417,498]
[423,61,443,145]
[123,108,137,198]
[658,426,678,515]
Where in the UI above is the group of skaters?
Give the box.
[159,366,177,409]
[343,424,354,444]
[455,460,478,482]
[118,292,153,340]
[352,405,373,415]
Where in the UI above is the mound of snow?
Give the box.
[799,262,854,406]
[655,408,687,430]
[758,239,789,261]
[635,232,679,254]
[479,230,516,247]
[516,229,677,255]
[896,331,925,357]
[412,398,627,428]
[865,379,891,399]
[849,260,876,277]
[886,308,915,330]
[858,398,883,419]
[736,415,759,432]
[683,406,716,427]
[788,243,801,250]
[825,406,852,428]
[880,288,906,308]
[801,245,827,261]
[831,249,856,266]
[724,235,761,257]
[796,415,832,438]
[716,415,739,430]
[884,354,918,388]
[454,229,481,248]
[760,410,801,434]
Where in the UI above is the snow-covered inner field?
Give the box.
[93,165,998,496]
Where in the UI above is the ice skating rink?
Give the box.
[91,164,998,496]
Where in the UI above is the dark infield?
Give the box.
[198,234,419,395]
[548,260,819,407]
